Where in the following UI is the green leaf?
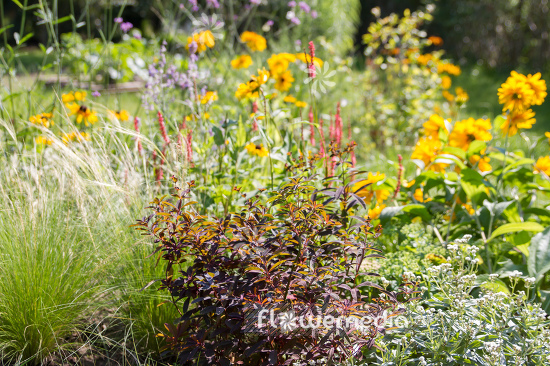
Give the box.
[475,275,510,294]
[379,206,403,225]
[211,126,224,146]
[504,158,535,173]
[402,204,431,222]
[489,222,544,242]
[442,147,466,160]
[467,140,486,156]
[15,32,34,46]
[11,0,24,9]
[460,168,486,203]
[52,15,73,25]
[527,227,550,282]
[0,24,14,36]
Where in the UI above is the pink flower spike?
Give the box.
[157,111,170,145]
[308,107,316,146]
[308,41,316,79]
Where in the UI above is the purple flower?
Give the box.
[266,20,274,27]
[311,10,318,19]
[114,17,123,24]
[250,0,261,4]
[188,0,199,11]
[120,22,133,33]
[290,17,301,25]
[92,91,101,97]
[188,40,198,54]
[298,1,310,13]
[288,1,296,7]
[206,0,220,8]
[133,32,142,40]
[295,40,302,46]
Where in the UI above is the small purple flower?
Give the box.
[92,91,101,97]
[295,40,302,46]
[188,0,199,11]
[250,0,261,4]
[206,0,220,8]
[311,10,318,19]
[188,40,198,54]
[114,17,123,24]
[298,1,310,13]
[290,17,301,25]
[120,22,133,33]
[266,20,274,27]
[288,1,296,7]
[133,32,142,40]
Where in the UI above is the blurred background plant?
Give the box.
[0,0,549,364]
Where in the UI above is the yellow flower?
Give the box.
[455,87,469,104]
[546,131,550,144]
[441,75,452,89]
[35,136,53,145]
[449,118,492,150]
[413,188,432,202]
[416,54,432,66]
[200,91,219,104]
[74,91,86,101]
[109,109,130,121]
[353,172,390,204]
[294,100,307,108]
[62,93,75,103]
[295,53,323,68]
[67,103,98,126]
[252,68,270,85]
[187,30,215,53]
[462,204,475,215]
[235,80,260,100]
[422,114,446,138]
[534,156,550,176]
[231,55,253,69]
[267,53,296,75]
[240,31,267,52]
[245,142,269,157]
[442,90,455,102]
[62,91,86,104]
[367,204,386,220]
[498,71,535,112]
[186,112,210,121]
[500,109,536,136]
[29,112,54,128]
[62,131,90,144]
[470,153,492,172]
[524,72,547,106]
[437,63,461,76]
[274,70,294,92]
[412,136,446,172]
[284,95,297,103]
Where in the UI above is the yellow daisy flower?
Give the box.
[240,31,267,52]
[231,55,253,69]
[67,103,98,126]
[534,156,550,176]
[274,70,294,92]
[29,112,54,128]
[500,109,536,136]
[245,142,269,157]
